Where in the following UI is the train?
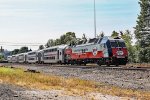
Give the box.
[7,36,128,66]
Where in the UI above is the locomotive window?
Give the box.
[94,39,99,43]
[111,42,118,47]
[118,42,126,47]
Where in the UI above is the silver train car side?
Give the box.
[42,45,67,64]
[11,55,18,63]
[7,56,12,63]
[7,45,68,64]
[18,53,27,63]
[26,51,38,63]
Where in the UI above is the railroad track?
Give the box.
[0,63,150,71]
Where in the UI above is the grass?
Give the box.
[0,67,150,100]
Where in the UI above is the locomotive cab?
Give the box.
[109,38,128,65]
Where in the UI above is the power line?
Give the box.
[0,44,41,47]
[0,42,45,45]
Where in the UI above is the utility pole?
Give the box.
[94,0,97,38]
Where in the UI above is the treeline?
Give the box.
[134,0,150,63]
[11,47,32,55]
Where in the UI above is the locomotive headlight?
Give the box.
[117,51,124,56]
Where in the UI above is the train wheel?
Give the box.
[106,63,110,67]
[115,64,119,67]
[97,63,101,66]
[97,61,101,66]
[84,63,86,66]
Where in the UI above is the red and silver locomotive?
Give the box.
[65,36,128,66]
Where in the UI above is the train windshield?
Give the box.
[118,42,126,47]
[111,42,118,47]
[111,41,126,47]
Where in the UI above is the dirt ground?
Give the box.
[0,84,134,100]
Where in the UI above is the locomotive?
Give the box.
[65,36,128,66]
[7,36,128,66]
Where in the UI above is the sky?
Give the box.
[0,0,140,51]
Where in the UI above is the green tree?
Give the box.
[19,47,29,53]
[111,31,119,37]
[134,0,149,39]
[134,0,150,63]
[45,39,55,48]
[11,49,19,55]
[97,31,105,38]
[38,45,44,50]
[64,32,76,45]
[121,30,136,62]
[82,33,87,44]
[46,32,77,47]
[55,39,61,45]
[0,55,4,61]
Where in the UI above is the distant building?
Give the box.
[0,46,11,59]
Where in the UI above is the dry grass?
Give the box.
[0,67,150,99]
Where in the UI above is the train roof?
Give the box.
[73,36,125,47]
[27,50,38,53]
[43,44,68,50]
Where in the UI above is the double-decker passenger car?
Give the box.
[11,55,18,63]
[42,45,67,64]
[27,51,38,63]
[18,53,27,63]
[7,56,12,63]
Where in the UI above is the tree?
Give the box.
[120,30,136,62]
[82,33,87,44]
[45,39,55,48]
[134,0,149,39]
[55,39,61,45]
[39,45,44,50]
[0,55,4,61]
[64,32,76,45]
[97,31,104,38]
[111,31,119,37]
[46,32,77,47]
[19,47,29,53]
[134,0,150,63]
[11,49,19,55]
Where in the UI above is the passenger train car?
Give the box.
[42,45,67,64]
[18,53,27,63]
[11,55,18,63]
[7,36,128,66]
[27,51,38,63]
[7,56,12,63]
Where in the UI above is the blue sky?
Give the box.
[0,0,140,50]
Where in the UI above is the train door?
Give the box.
[25,54,27,63]
[57,50,59,60]
[38,53,42,63]
[102,43,109,58]
[57,49,63,63]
